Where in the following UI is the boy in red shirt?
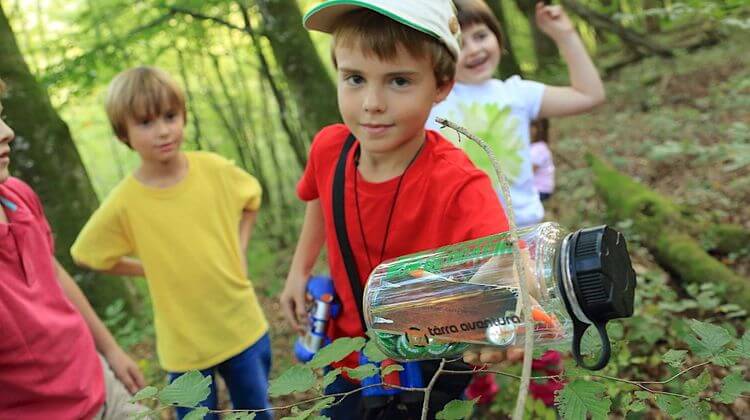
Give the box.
[280,1,516,418]
[0,78,144,419]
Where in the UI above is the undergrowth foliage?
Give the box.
[131,282,750,420]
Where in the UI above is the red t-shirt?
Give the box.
[0,177,105,419]
[297,125,509,368]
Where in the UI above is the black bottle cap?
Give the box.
[571,225,636,322]
[560,225,637,370]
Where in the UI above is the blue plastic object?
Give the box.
[359,353,424,397]
[294,275,340,362]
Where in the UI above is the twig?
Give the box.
[441,369,560,381]
[422,359,447,420]
[157,383,428,417]
[626,361,711,385]
[436,117,534,420]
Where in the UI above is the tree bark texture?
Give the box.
[0,4,137,316]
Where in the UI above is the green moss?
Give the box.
[586,154,750,311]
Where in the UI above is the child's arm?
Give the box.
[535,3,606,119]
[54,259,145,393]
[239,210,258,278]
[97,257,145,277]
[281,199,326,334]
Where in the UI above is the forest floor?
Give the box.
[132,32,750,419]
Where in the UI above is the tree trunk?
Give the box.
[253,0,339,142]
[643,0,662,34]
[560,0,673,57]
[0,4,137,316]
[586,154,750,311]
[239,4,308,169]
[486,0,524,78]
[514,0,560,71]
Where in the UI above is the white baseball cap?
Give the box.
[303,0,461,59]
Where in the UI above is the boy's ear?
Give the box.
[435,79,455,104]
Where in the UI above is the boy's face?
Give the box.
[123,111,185,164]
[456,23,500,85]
[0,101,15,183]
[335,42,452,155]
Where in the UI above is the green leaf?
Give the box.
[322,368,341,389]
[184,407,210,420]
[280,408,314,420]
[684,370,711,396]
[712,353,736,367]
[686,319,732,355]
[344,363,379,380]
[307,337,366,369]
[363,336,389,363]
[662,349,688,368]
[674,399,710,420]
[280,398,334,420]
[634,391,650,401]
[655,394,683,416]
[311,397,336,412]
[158,371,212,407]
[435,398,478,419]
[269,365,317,397]
[555,380,611,420]
[224,413,256,420]
[381,364,405,377]
[714,373,750,403]
[629,400,647,412]
[727,331,750,360]
[130,386,158,403]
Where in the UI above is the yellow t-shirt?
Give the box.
[71,151,268,371]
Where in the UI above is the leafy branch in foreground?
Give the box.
[130,317,749,419]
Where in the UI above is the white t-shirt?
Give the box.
[427,76,545,226]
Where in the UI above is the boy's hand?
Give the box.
[535,2,575,41]
[280,273,310,335]
[105,346,146,394]
[463,346,524,365]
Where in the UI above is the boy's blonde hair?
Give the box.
[331,9,456,87]
[105,67,186,145]
[453,0,504,50]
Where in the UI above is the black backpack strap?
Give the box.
[332,133,367,330]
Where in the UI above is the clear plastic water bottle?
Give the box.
[363,223,636,370]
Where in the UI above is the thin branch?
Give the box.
[627,361,712,385]
[154,383,427,417]
[167,6,244,32]
[435,117,534,420]
[422,359,447,420]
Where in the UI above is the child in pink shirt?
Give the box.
[530,119,555,201]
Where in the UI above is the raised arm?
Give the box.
[536,2,606,119]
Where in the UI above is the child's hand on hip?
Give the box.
[280,273,310,335]
[535,2,575,41]
[463,346,524,365]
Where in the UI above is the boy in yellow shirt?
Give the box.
[71,67,271,420]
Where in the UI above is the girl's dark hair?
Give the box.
[453,0,504,50]
[532,118,550,143]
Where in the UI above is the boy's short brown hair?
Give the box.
[105,66,186,145]
[330,9,456,87]
[0,78,6,95]
[453,0,504,50]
